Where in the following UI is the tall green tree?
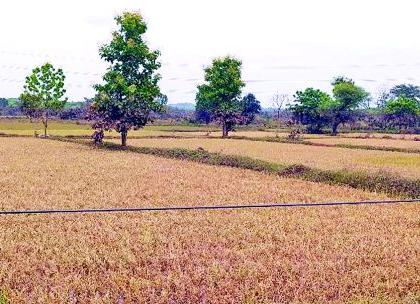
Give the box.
[196,56,245,137]
[91,11,165,146]
[329,77,369,135]
[289,88,333,133]
[20,63,67,136]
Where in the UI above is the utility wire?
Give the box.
[0,199,418,216]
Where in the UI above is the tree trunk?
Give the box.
[222,120,229,138]
[331,121,339,136]
[121,130,128,146]
[42,111,48,137]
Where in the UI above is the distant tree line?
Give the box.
[288,80,419,134]
[4,10,419,144]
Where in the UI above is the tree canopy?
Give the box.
[389,84,420,102]
[239,93,262,125]
[91,11,166,146]
[289,78,369,134]
[384,96,419,131]
[196,56,245,137]
[19,63,67,136]
[289,88,333,133]
[329,79,369,134]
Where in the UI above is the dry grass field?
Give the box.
[307,137,420,150]
[0,138,388,211]
[0,138,419,303]
[121,138,420,180]
[206,130,420,141]
[341,133,420,141]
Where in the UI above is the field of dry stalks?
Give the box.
[120,138,420,180]
[1,138,419,303]
[307,137,420,150]
[0,138,390,211]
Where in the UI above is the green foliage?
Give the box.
[7,98,19,107]
[289,78,369,134]
[288,88,333,133]
[19,63,67,135]
[385,96,419,116]
[196,56,245,136]
[92,11,166,146]
[329,79,369,134]
[64,102,85,108]
[332,81,369,110]
[20,63,67,112]
[384,96,420,130]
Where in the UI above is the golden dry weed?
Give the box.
[0,138,388,211]
[0,138,418,303]
[1,208,419,303]
[121,138,420,180]
[208,130,420,142]
[342,133,419,140]
[308,137,420,150]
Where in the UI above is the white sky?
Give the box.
[1,0,420,106]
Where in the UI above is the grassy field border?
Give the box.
[49,137,420,198]
[3,132,418,154]
[227,136,420,154]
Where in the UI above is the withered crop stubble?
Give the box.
[0,138,391,211]
[0,138,419,303]
[1,206,419,303]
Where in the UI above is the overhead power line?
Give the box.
[0,199,418,216]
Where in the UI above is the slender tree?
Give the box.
[20,63,67,137]
[196,56,245,137]
[91,11,166,146]
[272,92,289,121]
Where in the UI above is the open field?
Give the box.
[2,117,419,137]
[0,138,389,210]
[1,138,419,303]
[340,132,420,141]
[2,206,419,303]
[118,138,420,180]
[307,137,420,150]
[0,118,215,137]
[214,130,420,141]
[1,118,419,151]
